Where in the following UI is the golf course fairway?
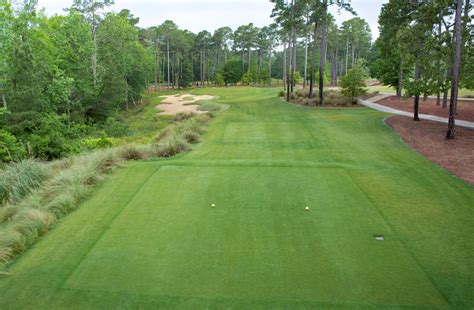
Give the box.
[1,88,473,309]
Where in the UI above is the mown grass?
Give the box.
[0,87,473,309]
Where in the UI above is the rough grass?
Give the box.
[197,100,229,112]
[0,113,211,267]
[0,160,46,205]
[155,114,211,157]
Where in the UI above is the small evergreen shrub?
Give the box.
[341,65,367,103]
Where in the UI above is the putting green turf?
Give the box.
[1,88,473,309]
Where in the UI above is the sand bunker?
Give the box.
[157,94,215,115]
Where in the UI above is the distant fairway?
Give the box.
[1,88,473,308]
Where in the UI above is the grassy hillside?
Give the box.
[0,87,473,309]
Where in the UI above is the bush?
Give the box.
[222,59,244,85]
[0,130,25,163]
[309,97,321,106]
[278,90,285,97]
[103,117,129,137]
[323,91,353,106]
[0,160,45,205]
[241,72,252,85]
[181,130,200,144]
[296,89,309,98]
[82,134,115,150]
[341,65,367,103]
[121,145,150,161]
[22,114,82,160]
[155,133,190,157]
[215,73,225,86]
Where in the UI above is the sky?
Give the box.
[36,0,387,40]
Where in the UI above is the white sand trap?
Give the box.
[156,94,215,115]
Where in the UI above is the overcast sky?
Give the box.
[36,0,387,40]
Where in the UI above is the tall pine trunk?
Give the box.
[269,47,272,86]
[200,49,204,87]
[291,29,297,92]
[248,49,251,73]
[436,20,442,106]
[330,50,337,86]
[309,22,318,99]
[283,46,287,90]
[125,77,129,110]
[345,36,349,75]
[167,38,170,88]
[397,60,403,98]
[319,1,328,104]
[92,27,97,87]
[154,50,158,90]
[286,38,291,101]
[447,0,464,139]
[351,45,355,68]
[303,35,308,88]
[413,62,421,121]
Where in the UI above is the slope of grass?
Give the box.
[0,87,473,309]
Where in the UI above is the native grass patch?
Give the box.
[0,113,212,267]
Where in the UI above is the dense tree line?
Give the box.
[0,0,374,163]
[371,0,472,138]
[1,0,150,161]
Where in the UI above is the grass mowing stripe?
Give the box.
[344,169,450,305]
[57,164,162,291]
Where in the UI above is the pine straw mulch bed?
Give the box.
[378,96,474,122]
[386,115,474,186]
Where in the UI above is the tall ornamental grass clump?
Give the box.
[0,160,46,205]
[155,113,211,157]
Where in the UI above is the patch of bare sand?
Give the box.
[156,94,215,115]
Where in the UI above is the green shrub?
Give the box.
[222,59,244,85]
[341,65,367,103]
[82,135,115,150]
[0,130,26,163]
[215,73,225,86]
[241,72,252,85]
[103,117,129,137]
[278,90,285,97]
[0,159,45,205]
[21,114,82,160]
